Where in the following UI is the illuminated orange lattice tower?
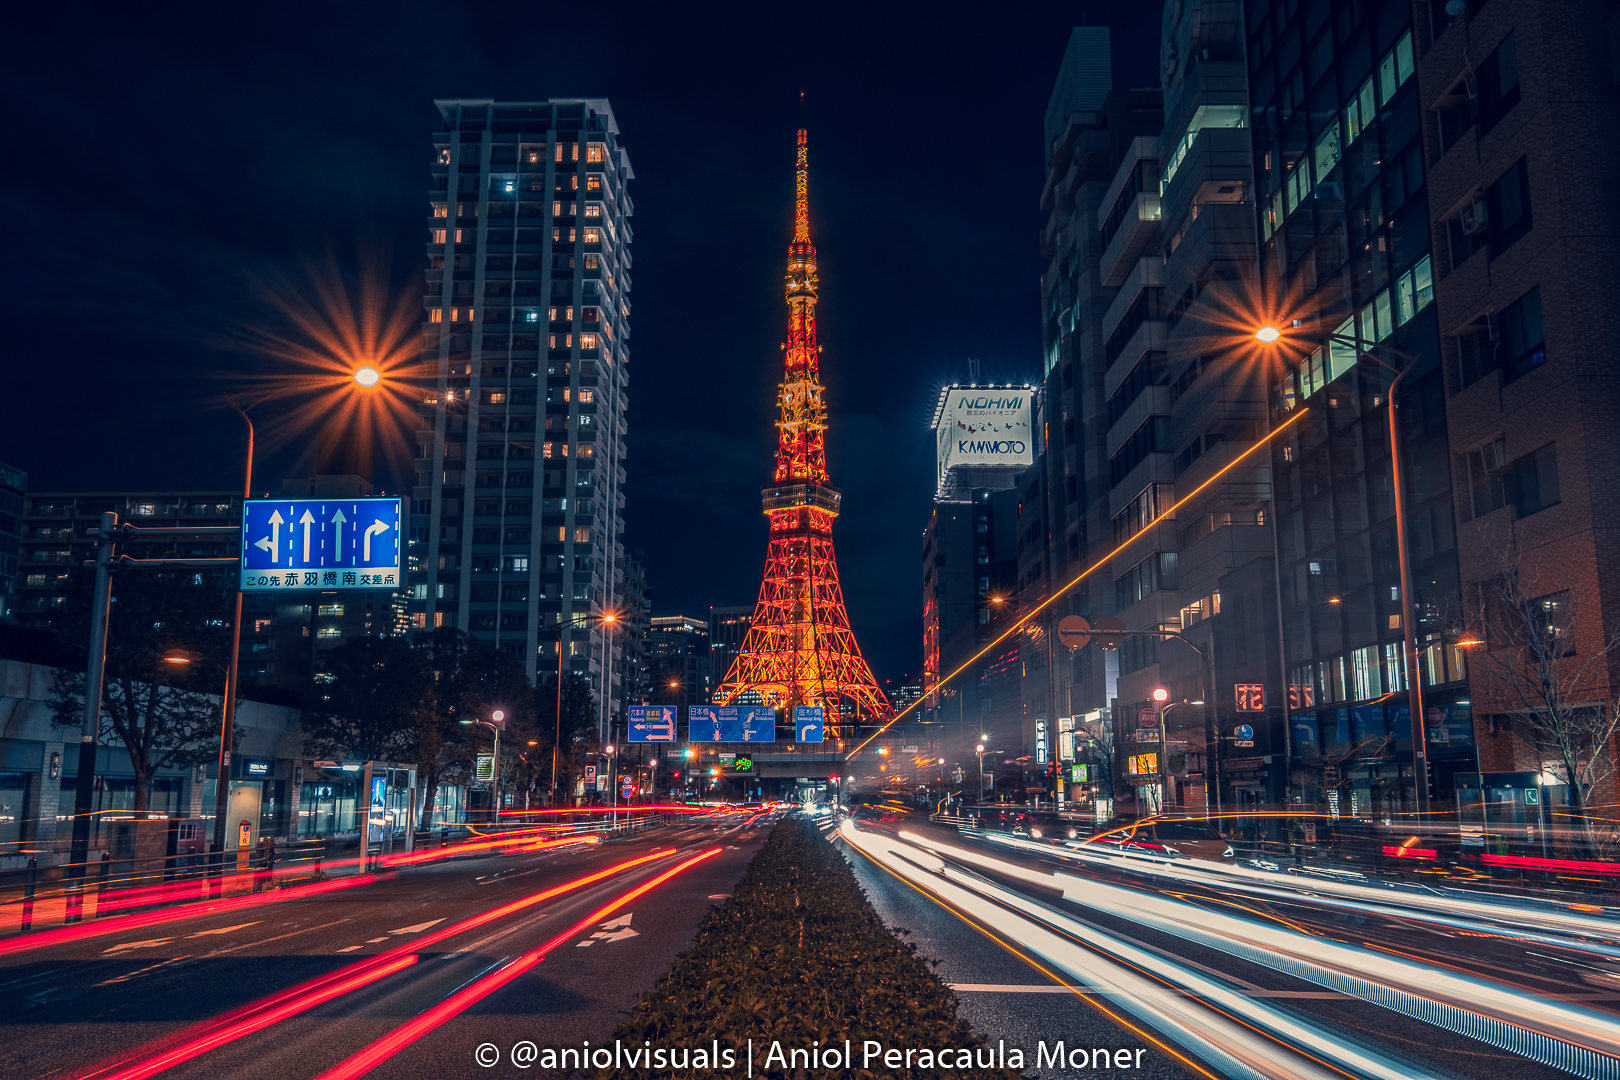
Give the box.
[714,130,893,727]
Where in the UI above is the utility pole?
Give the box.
[65,512,118,923]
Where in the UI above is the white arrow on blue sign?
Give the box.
[794,705,824,743]
[240,498,403,592]
[627,706,676,743]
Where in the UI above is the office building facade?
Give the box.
[645,615,711,708]
[1412,1,1620,802]
[414,98,633,741]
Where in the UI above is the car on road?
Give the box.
[1014,811,1084,842]
[1085,817,1234,862]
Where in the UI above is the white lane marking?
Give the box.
[209,920,353,956]
[949,984,1348,998]
[336,945,363,953]
[95,956,193,986]
[389,919,446,935]
[102,937,175,955]
[187,921,263,938]
[365,937,389,943]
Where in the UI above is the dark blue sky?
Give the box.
[2,2,1160,683]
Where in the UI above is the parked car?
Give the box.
[1086,817,1234,863]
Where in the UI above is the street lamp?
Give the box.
[460,709,505,822]
[546,611,618,807]
[1254,322,1431,819]
[352,365,381,388]
[975,743,986,804]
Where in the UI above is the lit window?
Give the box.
[583,228,599,243]
[581,333,597,349]
[569,228,577,242]
[577,443,593,458]
[316,627,342,639]
[437,148,450,164]
[451,308,461,321]
[431,229,446,244]
[587,144,604,163]
[575,527,591,542]
[503,180,515,193]
[432,203,448,218]
[430,308,443,323]
[525,311,538,322]
[553,201,562,217]
[489,392,506,404]
[411,612,427,628]
[527,150,539,163]
[585,175,602,192]
[548,307,557,321]
[584,254,599,269]
[579,388,593,403]
[584,204,601,219]
[318,604,344,616]
[565,306,574,321]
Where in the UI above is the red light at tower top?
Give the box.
[715,130,893,727]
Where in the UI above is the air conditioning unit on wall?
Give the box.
[1460,198,1490,235]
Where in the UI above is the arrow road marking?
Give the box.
[102,937,176,954]
[265,509,284,563]
[255,536,273,553]
[299,509,315,562]
[332,508,347,555]
[186,921,262,938]
[576,912,638,946]
[389,919,446,935]
[363,518,390,560]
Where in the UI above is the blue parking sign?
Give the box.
[240,497,403,592]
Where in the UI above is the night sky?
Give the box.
[3,3,1159,684]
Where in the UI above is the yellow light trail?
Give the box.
[849,406,1313,757]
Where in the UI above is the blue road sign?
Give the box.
[794,705,824,743]
[627,706,677,743]
[240,498,403,592]
[687,706,777,743]
[1234,724,1255,741]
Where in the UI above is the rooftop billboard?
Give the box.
[932,386,1034,491]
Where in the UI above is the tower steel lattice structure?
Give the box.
[714,130,893,725]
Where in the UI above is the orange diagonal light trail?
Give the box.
[850,406,1312,756]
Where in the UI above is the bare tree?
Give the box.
[49,568,233,814]
[1464,560,1620,860]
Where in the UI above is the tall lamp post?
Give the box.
[460,709,505,823]
[1254,324,1429,820]
[546,610,619,807]
[974,742,986,804]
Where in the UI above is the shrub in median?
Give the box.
[602,817,1021,1079]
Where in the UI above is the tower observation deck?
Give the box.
[713,130,893,729]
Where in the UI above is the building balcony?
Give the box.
[1099,195,1163,287]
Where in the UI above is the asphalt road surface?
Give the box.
[1,811,775,1080]
[835,812,1620,1080]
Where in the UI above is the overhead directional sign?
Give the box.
[794,705,824,743]
[688,705,777,743]
[240,498,403,592]
[627,705,677,743]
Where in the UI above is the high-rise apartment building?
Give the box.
[1252,0,1472,820]
[415,99,633,741]
[707,605,752,696]
[645,615,711,708]
[1025,29,1163,804]
[0,463,24,624]
[1412,2,1620,800]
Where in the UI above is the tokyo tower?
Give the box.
[714,130,893,726]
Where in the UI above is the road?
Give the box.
[835,814,1620,1080]
[0,812,774,1080]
